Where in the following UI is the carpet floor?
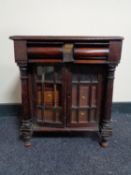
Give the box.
[0,112,131,175]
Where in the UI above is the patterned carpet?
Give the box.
[0,112,131,175]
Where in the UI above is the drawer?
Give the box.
[27,46,62,59]
[27,42,109,61]
[74,47,109,59]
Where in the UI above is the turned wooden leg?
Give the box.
[100,137,108,148]
[20,120,32,147]
[99,120,112,148]
[18,63,32,147]
[23,135,32,148]
[99,64,116,148]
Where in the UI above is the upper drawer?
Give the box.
[74,46,109,59]
[27,42,109,60]
[27,46,62,59]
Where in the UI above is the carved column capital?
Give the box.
[17,62,29,81]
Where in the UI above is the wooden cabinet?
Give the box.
[10,36,123,147]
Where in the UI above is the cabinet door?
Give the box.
[33,65,65,127]
[66,65,103,128]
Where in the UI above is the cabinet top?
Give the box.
[10,35,124,41]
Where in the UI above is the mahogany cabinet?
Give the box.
[10,36,123,147]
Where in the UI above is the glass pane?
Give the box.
[45,66,54,81]
[36,83,42,105]
[54,84,61,107]
[36,108,42,121]
[44,84,54,107]
[55,110,62,123]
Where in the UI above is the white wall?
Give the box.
[0,0,131,103]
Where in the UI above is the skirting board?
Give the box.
[0,102,131,117]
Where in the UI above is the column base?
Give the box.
[20,120,33,148]
[99,120,112,148]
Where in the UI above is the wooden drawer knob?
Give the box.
[80,112,85,116]
[47,94,52,97]
[82,95,86,100]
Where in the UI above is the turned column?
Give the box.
[99,64,116,148]
[18,62,32,147]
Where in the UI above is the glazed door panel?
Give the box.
[33,65,65,127]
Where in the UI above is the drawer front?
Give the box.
[27,41,109,61]
[27,46,62,59]
[74,47,109,59]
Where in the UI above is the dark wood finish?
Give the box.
[10,36,123,147]
[10,35,123,40]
